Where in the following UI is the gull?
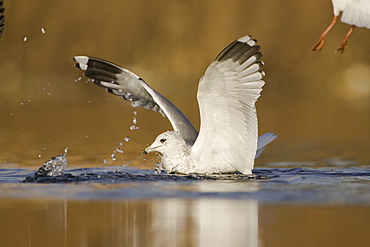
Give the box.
[311,0,370,53]
[74,35,277,174]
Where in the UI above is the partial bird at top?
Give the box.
[0,0,4,39]
[311,0,370,53]
[74,35,277,175]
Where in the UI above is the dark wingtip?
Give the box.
[0,0,5,39]
[215,35,261,63]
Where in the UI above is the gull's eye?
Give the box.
[160,138,167,143]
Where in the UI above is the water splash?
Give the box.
[34,147,69,177]
[109,136,131,162]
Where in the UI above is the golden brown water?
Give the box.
[1,0,370,246]
[1,199,370,247]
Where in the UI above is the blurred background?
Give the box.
[0,0,369,168]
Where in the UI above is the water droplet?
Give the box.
[111,153,116,161]
[38,154,42,158]
[116,147,124,153]
[130,111,139,130]
[41,27,45,34]
[103,159,107,164]
[20,102,25,106]
[23,37,27,42]
[130,125,139,130]
[124,136,130,142]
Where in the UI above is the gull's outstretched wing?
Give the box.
[73,56,198,145]
[0,1,4,39]
[191,36,265,174]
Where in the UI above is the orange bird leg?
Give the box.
[311,15,338,51]
[336,25,356,54]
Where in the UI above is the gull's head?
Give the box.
[143,131,187,155]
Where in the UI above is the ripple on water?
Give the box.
[0,164,370,204]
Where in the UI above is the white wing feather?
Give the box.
[191,36,265,174]
[331,0,352,16]
[341,0,370,28]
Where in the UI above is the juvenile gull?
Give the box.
[74,35,277,174]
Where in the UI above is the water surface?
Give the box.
[1,159,370,247]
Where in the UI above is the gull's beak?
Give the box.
[142,146,153,155]
[142,145,161,155]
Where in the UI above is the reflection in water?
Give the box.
[0,198,259,247]
[152,199,258,247]
[2,196,370,247]
[195,199,258,247]
[192,181,259,246]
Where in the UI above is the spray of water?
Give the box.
[130,111,139,130]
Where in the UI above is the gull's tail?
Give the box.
[255,132,278,158]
